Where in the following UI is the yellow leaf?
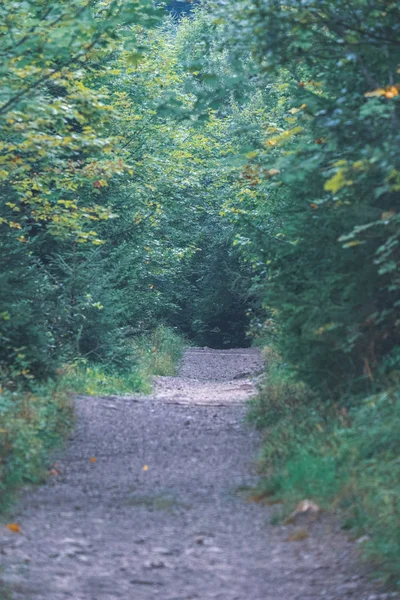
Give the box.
[7,523,21,533]
[90,457,97,463]
[324,170,353,194]
[365,85,400,99]
[344,240,364,248]
[365,88,387,98]
[142,465,149,471]
[288,104,306,115]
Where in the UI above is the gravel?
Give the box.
[0,348,395,600]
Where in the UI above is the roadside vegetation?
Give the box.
[249,352,400,585]
[0,0,399,588]
[60,325,186,396]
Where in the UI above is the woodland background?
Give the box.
[0,0,399,587]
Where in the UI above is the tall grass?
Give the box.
[132,325,186,380]
[249,348,400,588]
[60,325,186,396]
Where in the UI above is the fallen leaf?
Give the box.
[284,499,321,525]
[142,465,149,471]
[49,468,60,476]
[7,523,21,533]
[90,457,97,463]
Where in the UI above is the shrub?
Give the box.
[60,325,187,396]
[250,355,400,587]
[0,384,73,510]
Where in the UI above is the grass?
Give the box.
[131,324,187,380]
[59,362,148,396]
[60,325,187,397]
[0,382,73,512]
[248,347,400,588]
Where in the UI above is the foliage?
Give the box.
[59,362,147,397]
[249,357,400,586]
[0,383,73,510]
[207,0,400,397]
[132,324,186,379]
[60,325,186,395]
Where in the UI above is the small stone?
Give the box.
[76,555,91,563]
[153,547,175,556]
[195,537,204,545]
[144,559,166,569]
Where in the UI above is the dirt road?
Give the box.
[0,349,389,600]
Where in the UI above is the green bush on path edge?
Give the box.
[247,347,400,589]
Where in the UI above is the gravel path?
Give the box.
[0,348,394,600]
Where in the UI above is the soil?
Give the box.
[0,348,396,600]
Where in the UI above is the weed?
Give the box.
[249,348,400,587]
[132,325,186,380]
[0,383,73,512]
[60,325,187,396]
[59,361,148,396]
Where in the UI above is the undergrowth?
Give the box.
[0,383,73,512]
[248,348,400,588]
[60,325,186,396]
[132,325,186,380]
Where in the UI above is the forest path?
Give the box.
[1,349,384,600]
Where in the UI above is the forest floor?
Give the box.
[0,348,394,600]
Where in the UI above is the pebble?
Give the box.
[144,559,166,569]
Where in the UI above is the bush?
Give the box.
[249,353,400,587]
[60,325,187,396]
[0,384,73,510]
[131,325,187,380]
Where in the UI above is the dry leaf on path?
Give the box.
[7,523,21,533]
[284,499,321,525]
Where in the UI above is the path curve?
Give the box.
[0,348,390,600]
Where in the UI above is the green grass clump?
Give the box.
[132,325,186,380]
[59,362,148,396]
[60,325,186,397]
[0,383,73,511]
[249,348,400,588]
